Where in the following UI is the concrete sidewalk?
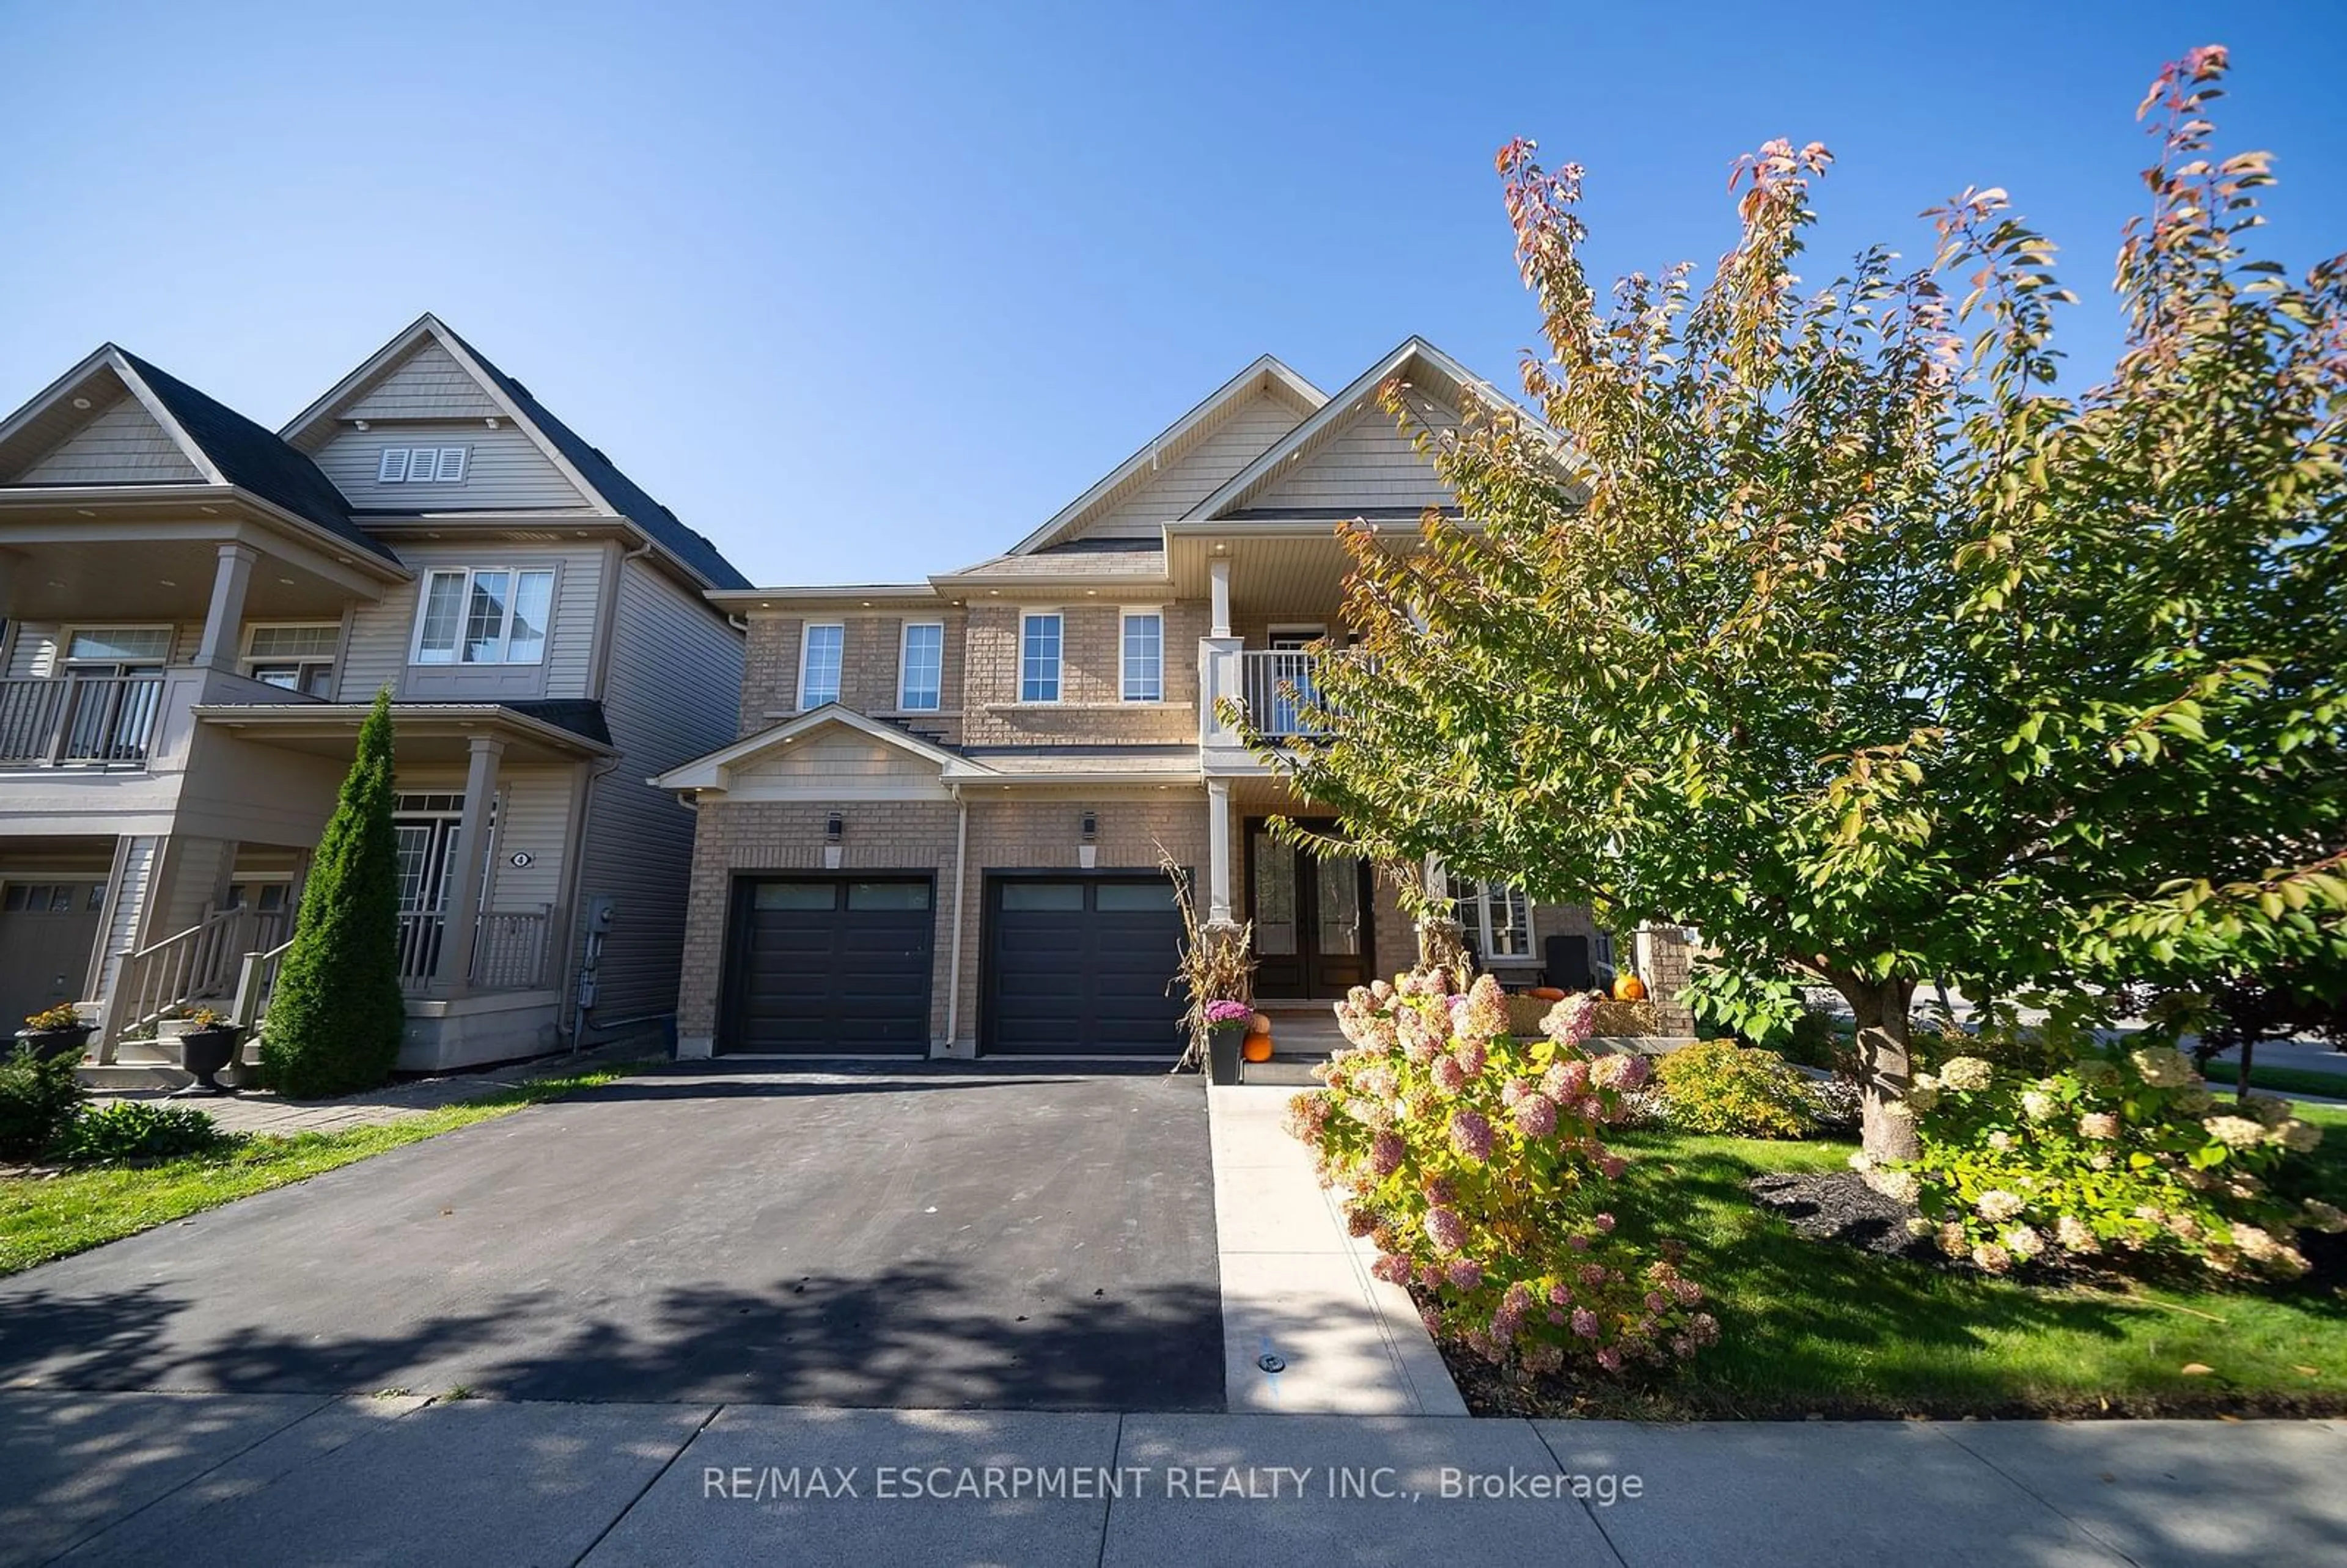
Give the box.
[1,1392,2338,1566]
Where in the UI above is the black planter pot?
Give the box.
[1207,1026,1246,1086]
[13,1025,94,1065]
[176,1024,245,1096]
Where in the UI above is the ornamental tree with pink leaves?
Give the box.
[1287,970,1716,1376]
[1266,46,2347,1162]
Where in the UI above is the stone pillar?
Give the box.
[194,543,258,673]
[433,734,505,989]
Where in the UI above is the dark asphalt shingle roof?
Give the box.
[114,350,399,564]
[504,699,614,747]
[440,328,752,592]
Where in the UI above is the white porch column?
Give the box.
[194,543,258,673]
[433,734,505,989]
[1208,555,1232,639]
[1205,778,1233,923]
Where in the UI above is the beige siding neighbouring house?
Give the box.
[310,423,589,513]
[571,556,744,1028]
[1247,398,1460,512]
[14,395,202,484]
[1079,389,1306,540]
[340,341,504,421]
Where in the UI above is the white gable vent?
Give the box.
[377,446,469,484]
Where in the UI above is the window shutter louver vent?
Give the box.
[377,448,410,483]
[436,447,468,482]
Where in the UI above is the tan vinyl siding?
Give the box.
[343,342,502,420]
[310,423,587,511]
[485,769,570,912]
[1247,398,1459,511]
[1081,390,1301,540]
[336,543,605,702]
[96,835,159,1003]
[13,395,202,484]
[571,557,744,1024]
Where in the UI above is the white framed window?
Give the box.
[1019,612,1062,703]
[898,621,944,711]
[1120,609,1164,702]
[244,623,339,697]
[799,623,844,708]
[64,626,172,666]
[1449,874,1532,960]
[411,567,554,665]
[377,447,469,484]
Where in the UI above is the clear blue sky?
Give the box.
[4,1,2340,586]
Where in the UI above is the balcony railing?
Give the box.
[1238,650,1329,739]
[397,907,554,994]
[0,673,166,769]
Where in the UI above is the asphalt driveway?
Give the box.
[0,1063,1222,1412]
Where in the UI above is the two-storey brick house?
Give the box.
[0,315,749,1070]
[658,339,1662,1058]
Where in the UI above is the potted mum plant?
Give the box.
[16,1003,95,1065]
[1203,1000,1254,1086]
[169,1005,244,1096]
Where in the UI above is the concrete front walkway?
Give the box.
[1208,1082,1467,1415]
[2,1392,2339,1567]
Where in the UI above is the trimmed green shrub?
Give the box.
[1880,1044,2342,1280]
[62,1102,238,1163]
[0,1044,86,1162]
[261,689,406,1099]
[1292,972,1716,1377]
[1648,1039,1819,1138]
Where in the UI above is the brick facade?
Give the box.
[741,609,971,742]
[959,601,1205,748]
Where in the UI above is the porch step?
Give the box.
[1240,1054,1332,1088]
[78,1063,193,1093]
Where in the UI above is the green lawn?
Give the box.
[2198,1060,2347,1102]
[0,1063,641,1277]
[1579,1104,2347,1420]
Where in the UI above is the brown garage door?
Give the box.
[982,873,1186,1055]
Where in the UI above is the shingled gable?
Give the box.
[279,313,751,592]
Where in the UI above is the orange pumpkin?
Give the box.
[1527,986,1567,1002]
[1612,973,1648,1002]
[1242,1032,1274,1063]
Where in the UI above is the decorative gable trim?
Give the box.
[649,702,997,796]
[1181,337,1518,521]
[0,347,227,488]
[278,313,612,514]
[1008,355,1324,556]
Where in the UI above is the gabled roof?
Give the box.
[1008,354,1324,555]
[117,351,394,559]
[1181,336,1511,521]
[0,345,398,563]
[648,703,996,792]
[282,314,752,592]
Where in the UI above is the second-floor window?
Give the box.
[413,568,553,665]
[799,623,844,708]
[899,622,943,711]
[1020,612,1062,703]
[1121,610,1163,702]
[245,624,338,697]
[378,447,469,483]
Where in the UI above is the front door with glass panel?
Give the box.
[1247,819,1372,998]
[391,793,494,986]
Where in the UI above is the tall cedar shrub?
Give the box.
[261,689,405,1097]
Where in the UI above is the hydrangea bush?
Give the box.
[1877,1043,2343,1280]
[1285,969,1716,1376]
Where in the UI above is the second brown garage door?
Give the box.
[982,873,1186,1055]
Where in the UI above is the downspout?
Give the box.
[943,783,969,1054]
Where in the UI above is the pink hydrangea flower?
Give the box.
[1369,1129,1405,1177]
[1579,1263,1608,1287]
[1513,1093,1559,1138]
[1599,1154,1627,1180]
[1431,1055,1468,1095]
[1426,1206,1467,1254]
[1460,975,1510,1044]
[1567,1233,1590,1251]
[1501,1077,1533,1107]
[1548,1282,1573,1306]
[1446,1258,1484,1290]
[1449,1109,1495,1162]
[1595,1347,1624,1373]
[1570,1308,1600,1339]
[1594,1212,1616,1232]
[1454,1039,1488,1077]
[1370,1253,1411,1284]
